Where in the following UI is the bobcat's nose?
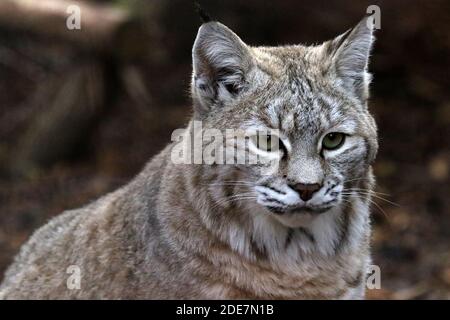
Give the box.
[290,183,321,202]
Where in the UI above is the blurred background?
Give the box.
[0,0,449,299]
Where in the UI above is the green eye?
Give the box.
[322,132,345,150]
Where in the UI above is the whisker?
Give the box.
[344,188,390,196]
[203,180,254,187]
[343,190,399,207]
[206,184,252,187]
[367,198,389,219]
[343,177,372,183]
[362,194,399,207]
[211,195,257,210]
[211,191,257,205]
[341,192,391,220]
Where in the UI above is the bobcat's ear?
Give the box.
[192,22,253,114]
[329,16,375,103]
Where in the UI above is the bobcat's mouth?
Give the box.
[265,204,334,215]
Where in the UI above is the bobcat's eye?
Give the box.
[322,132,345,150]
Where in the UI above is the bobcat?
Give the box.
[0,16,378,299]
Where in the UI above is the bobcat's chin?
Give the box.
[261,203,343,228]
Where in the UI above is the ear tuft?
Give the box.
[194,1,213,23]
[329,16,375,102]
[192,22,253,114]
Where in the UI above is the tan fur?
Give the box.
[0,18,377,299]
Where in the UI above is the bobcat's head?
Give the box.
[190,18,378,228]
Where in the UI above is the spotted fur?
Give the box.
[0,17,377,299]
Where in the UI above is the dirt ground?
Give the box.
[0,0,449,299]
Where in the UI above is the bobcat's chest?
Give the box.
[197,248,368,299]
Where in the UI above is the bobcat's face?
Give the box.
[248,75,377,226]
[191,20,377,227]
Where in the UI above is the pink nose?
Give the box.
[290,183,321,201]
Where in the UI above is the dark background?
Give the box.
[0,0,449,299]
